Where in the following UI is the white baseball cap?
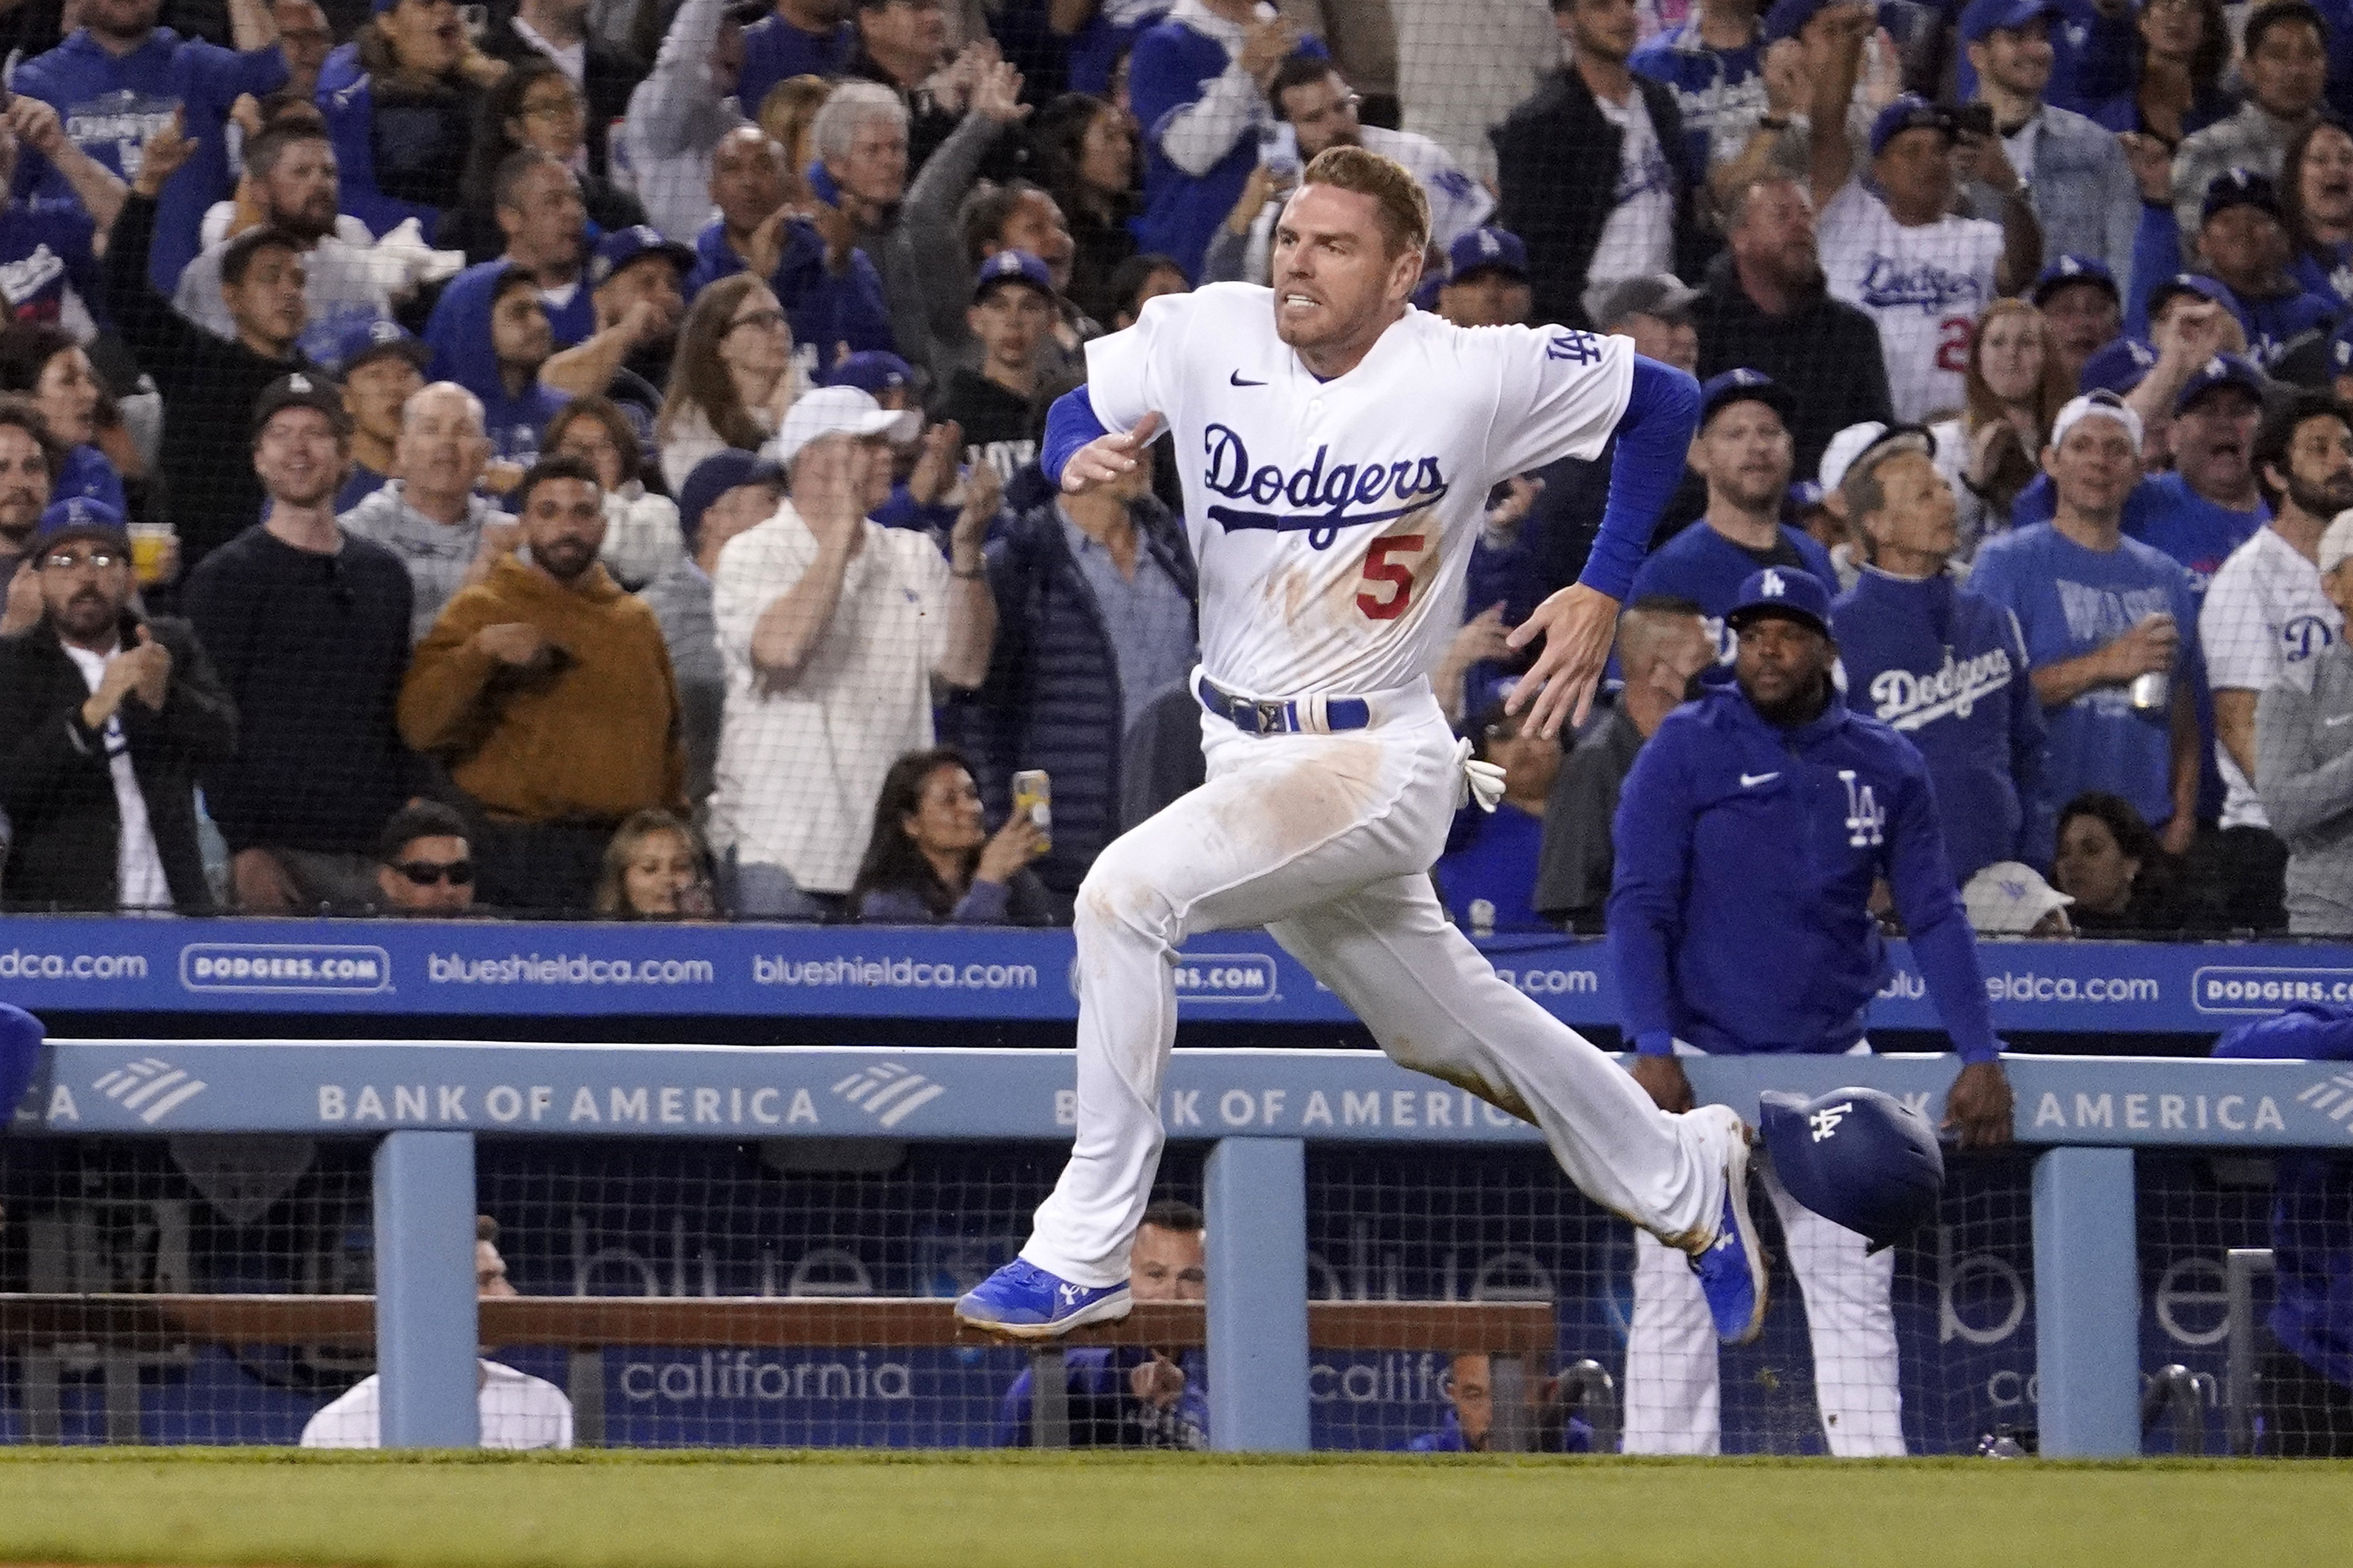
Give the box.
[2322,508,2353,574]
[1963,861,2075,936]
[1818,421,1887,493]
[769,386,921,469]
[2049,390,2144,457]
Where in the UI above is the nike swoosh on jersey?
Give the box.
[1739,772,1779,787]
[1229,370,1266,386]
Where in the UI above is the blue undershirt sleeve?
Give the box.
[1580,356,1702,602]
[1041,387,1112,490]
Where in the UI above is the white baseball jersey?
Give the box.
[2201,526,2343,829]
[1816,178,2004,424]
[1083,283,1633,698]
[299,1361,575,1450]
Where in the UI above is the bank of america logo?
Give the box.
[92,1057,209,1124]
[2295,1070,2353,1136]
[830,1063,944,1127]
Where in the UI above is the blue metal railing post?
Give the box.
[373,1130,481,1447]
[1205,1136,1310,1451]
[2031,1146,2139,1456]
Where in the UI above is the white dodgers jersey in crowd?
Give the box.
[1083,283,1634,698]
[1817,179,2004,424]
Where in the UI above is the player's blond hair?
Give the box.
[1300,146,1431,261]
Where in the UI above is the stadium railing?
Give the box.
[4,1037,2344,1456]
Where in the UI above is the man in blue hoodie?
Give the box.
[1608,566,2013,1456]
[1832,428,2049,880]
[12,0,285,294]
[424,152,595,388]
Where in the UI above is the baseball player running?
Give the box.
[956,146,1765,1348]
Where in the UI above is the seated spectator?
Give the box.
[0,328,124,518]
[596,808,719,917]
[1492,0,1702,327]
[440,61,649,266]
[324,319,430,512]
[708,387,994,909]
[1104,251,1188,330]
[2204,393,2353,931]
[949,435,1192,897]
[1126,0,1323,282]
[460,266,575,466]
[302,1215,572,1449]
[398,455,688,912]
[936,251,1055,480]
[2088,0,2232,149]
[1970,393,2202,855]
[1029,92,1142,328]
[479,0,645,183]
[424,152,597,393]
[996,1198,1209,1449]
[624,0,757,245]
[104,118,318,567]
[2032,255,2127,390]
[1927,298,2071,558]
[956,177,1093,372]
[186,373,418,914]
[373,799,476,915]
[1438,227,1534,330]
[1962,859,2076,935]
[2168,1,2328,242]
[1588,272,1700,376]
[543,226,693,442]
[2170,169,2337,367]
[2258,509,2353,933]
[342,382,519,642]
[547,396,683,591]
[1832,428,2048,882]
[2052,788,2192,931]
[658,274,796,492]
[737,0,856,115]
[12,0,287,295]
[0,506,234,912]
[1962,0,2137,288]
[643,448,786,811]
[847,745,1057,923]
[172,121,406,364]
[1408,1351,1591,1454]
[1434,693,1562,936]
[681,128,896,362]
[0,400,64,628]
[1533,597,1711,930]
[317,0,505,238]
[0,96,124,342]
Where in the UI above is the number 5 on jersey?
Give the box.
[1357,534,1425,621]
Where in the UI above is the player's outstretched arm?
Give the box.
[1041,386,1164,496]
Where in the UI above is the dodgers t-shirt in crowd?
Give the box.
[0,199,101,337]
[1627,518,1838,662]
[1585,89,1676,287]
[1966,522,2201,832]
[1815,178,2003,423]
[1628,21,1767,172]
[1435,804,1549,934]
[2127,470,2266,603]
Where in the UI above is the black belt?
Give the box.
[1195,674,1372,736]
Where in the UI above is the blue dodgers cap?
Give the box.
[35,496,128,549]
[2174,351,2267,414]
[322,316,429,378]
[2078,334,2158,395]
[2203,166,2285,225]
[1869,94,1957,158]
[1699,367,1793,427]
[1958,0,2059,43]
[1760,1087,1946,1252]
[1724,565,1832,637]
[0,1004,40,1134]
[1446,225,1527,282]
[590,224,694,288]
[2029,253,2119,307]
[675,447,781,554]
[819,350,915,397]
[973,248,1054,302]
[2145,271,2232,320]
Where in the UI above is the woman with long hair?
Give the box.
[847,748,1056,925]
[2053,792,2191,934]
[657,274,796,492]
[316,0,504,234]
[1929,300,2072,557]
[441,59,649,263]
[0,325,129,516]
[1026,92,1139,327]
[2090,0,2235,149]
[2282,117,2353,307]
[595,810,719,918]
[546,396,683,589]
[757,75,837,206]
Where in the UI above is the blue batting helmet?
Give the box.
[0,1004,41,1133]
[1760,1086,1943,1252]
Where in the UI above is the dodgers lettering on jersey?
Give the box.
[1866,644,2017,731]
[1816,180,2004,423]
[1080,284,1633,697]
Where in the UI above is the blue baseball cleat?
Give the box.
[1688,1104,1770,1345]
[955,1258,1132,1339]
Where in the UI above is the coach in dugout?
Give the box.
[1606,567,2015,1456]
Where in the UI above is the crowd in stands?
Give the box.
[10,0,2353,932]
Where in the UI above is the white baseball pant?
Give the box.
[1020,683,1730,1287]
[1624,1045,1904,1459]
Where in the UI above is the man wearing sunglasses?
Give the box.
[373,800,478,915]
[0,501,236,912]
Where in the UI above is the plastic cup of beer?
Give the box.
[127,523,173,586]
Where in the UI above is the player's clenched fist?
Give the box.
[1061,412,1164,495]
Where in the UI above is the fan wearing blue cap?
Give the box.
[1436,228,1533,329]
[1628,370,1835,662]
[2031,255,2125,384]
[2179,169,2339,369]
[1609,562,2011,1455]
[935,252,1057,481]
[323,319,432,512]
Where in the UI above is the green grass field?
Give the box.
[0,1450,2340,1568]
